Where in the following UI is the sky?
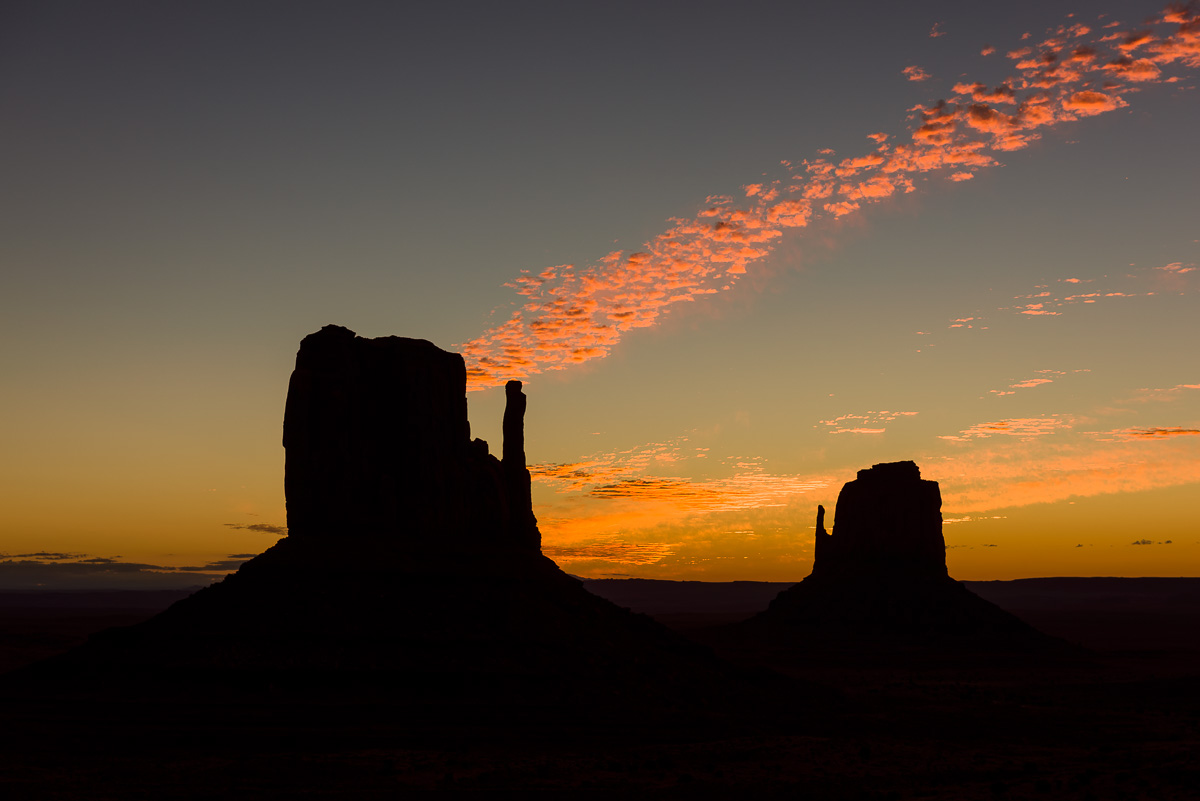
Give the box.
[2,0,1198,589]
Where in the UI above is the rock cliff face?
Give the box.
[282,325,538,552]
[758,461,1053,647]
[812,461,946,580]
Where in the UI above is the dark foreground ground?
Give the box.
[1,578,1197,799]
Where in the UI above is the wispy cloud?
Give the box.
[531,436,831,551]
[0,552,254,589]
[939,415,1075,442]
[816,410,919,434]
[533,449,829,516]
[933,435,1200,512]
[1107,426,1200,440]
[1158,261,1196,275]
[1131,382,1200,402]
[223,522,288,535]
[944,262,1193,331]
[541,541,677,566]
[459,6,1200,388]
[989,369,1067,395]
[903,65,932,81]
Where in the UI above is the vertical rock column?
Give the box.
[502,380,540,551]
[812,505,831,576]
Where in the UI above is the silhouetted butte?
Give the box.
[750,461,1057,649]
[31,325,745,710]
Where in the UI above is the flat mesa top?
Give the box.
[856,461,921,481]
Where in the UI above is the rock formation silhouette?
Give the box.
[32,325,748,712]
[281,325,539,552]
[754,461,1056,648]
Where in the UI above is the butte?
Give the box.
[742,461,1060,653]
[25,325,756,715]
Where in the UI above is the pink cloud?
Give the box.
[1062,90,1127,115]
[460,5,1200,387]
[939,416,1075,442]
[818,411,918,434]
[541,541,677,566]
[1158,261,1196,274]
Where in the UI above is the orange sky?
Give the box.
[1,2,1197,589]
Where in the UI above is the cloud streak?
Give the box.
[1109,426,1200,439]
[459,5,1200,388]
[541,541,677,566]
[223,522,288,535]
[0,553,254,590]
[817,410,919,434]
[933,435,1200,512]
[939,415,1076,442]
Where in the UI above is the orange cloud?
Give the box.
[903,65,932,81]
[1132,382,1200,402]
[939,416,1075,442]
[1062,89,1127,115]
[933,437,1200,512]
[1158,261,1196,274]
[989,369,1067,394]
[541,541,677,566]
[817,410,919,434]
[531,435,830,518]
[1109,426,1200,439]
[459,5,1200,387]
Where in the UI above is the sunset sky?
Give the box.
[2,1,1198,588]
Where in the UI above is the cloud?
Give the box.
[989,369,1067,394]
[223,522,288,535]
[1158,261,1197,274]
[817,410,918,434]
[458,6,1200,388]
[939,416,1074,442]
[1109,426,1200,440]
[530,435,832,550]
[966,264,1189,323]
[531,435,829,515]
[933,436,1200,512]
[1131,382,1200,402]
[174,558,254,572]
[541,541,677,566]
[2,551,84,561]
[1062,89,1127,115]
[903,65,932,81]
[0,552,254,590]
